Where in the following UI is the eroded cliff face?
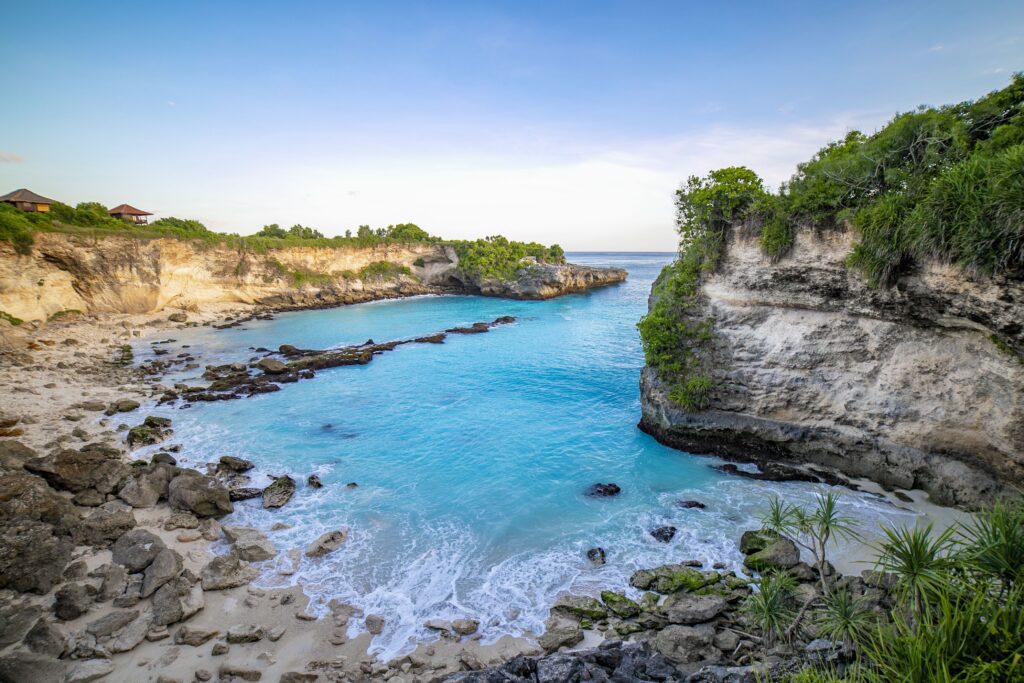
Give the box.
[0,234,627,323]
[0,233,457,321]
[640,229,1024,508]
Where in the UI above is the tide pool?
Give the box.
[137,252,925,660]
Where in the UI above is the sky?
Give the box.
[1,2,1021,251]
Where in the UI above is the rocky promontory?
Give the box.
[639,228,1024,508]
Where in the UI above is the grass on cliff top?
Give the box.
[0,203,566,283]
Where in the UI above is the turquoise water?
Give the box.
[137,253,922,659]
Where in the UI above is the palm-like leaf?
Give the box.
[875,523,958,613]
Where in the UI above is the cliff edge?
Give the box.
[639,228,1024,508]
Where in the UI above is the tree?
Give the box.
[255,223,287,239]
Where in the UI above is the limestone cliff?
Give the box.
[639,229,1024,508]
[0,234,625,322]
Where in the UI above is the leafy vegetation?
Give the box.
[754,496,1024,682]
[357,261,413,280]
[637,167,767,409]
[765,74,1023,285]
[449,235,565,280]
[0,310,24,326]
[0,201,564,285]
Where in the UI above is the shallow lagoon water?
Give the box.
[139,252,926,660]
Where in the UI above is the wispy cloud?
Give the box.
[0,151,23,163]
[929,44,945,52]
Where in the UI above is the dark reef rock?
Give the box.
[584,483,620,497]
[649,526,678,543]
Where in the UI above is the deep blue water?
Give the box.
[137,252,922,659]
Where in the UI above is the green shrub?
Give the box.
[451,235,563,280]
[0,204,35,254]
[357,261,412,280]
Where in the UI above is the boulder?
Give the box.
[72,501,137,546]
[111,529,166,572]
[304,529,347,557]
[365,614,385,635]
[0,520,72,594]
[126,417,172,448]
[174,625,219,646]
[85,610,139,638]
[0,439,37,470]
[0,651,65,683]
[23,618,64,657]
[584,483,620,497]
[118,463,176,508]
[307,474,322,488]
[141,548,184,597]
[649,526,677,543]
[677,500,706,509]
[65,658,115,683]
[167,470,233,517]
[586,547,606,565]
[257,358,288,374]
[537,614,583,652]
[222,526,277,562]
[152,574,205,626]
[106,399,140,415]
[262,475,296,508]
[226,624,265,643]
[600,591,640,618]
[653,623,716,664]
[200,553,258,591]
[163,512,199,530]
[24,447,128,494]
[229,487,263,501]
[662,593,729,624]
[552,595,607,620]
[218,455,255,473]
[629,565,719,594]
[0,471,78,529]
[738,529,778,555]
[218,664,263,682]
[452,619,480,636]
[54,583,93,621]
[108,610,151,653]
[743,537,800,572]
[168,312,188,323]
[95,563,128,602]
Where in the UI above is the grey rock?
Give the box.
[167,471,233,517]
[72,501,136,546]
[743,537,800,572]
[256,358,287,374]
[23,618,64,657]
[64,658,115,683]
[141,548,184,597]
[223,526,277,562]
[85,610,139,638]
[662,593,729,625]
[118,463,176,508]
[174,625,219,646]
[54,583,93,621]
[261,476,296,509]
[111,528,166,572]
[0,520,72,594]
[364,614,385,635]
[218,455,255,473]
[108,611,151,653]
[96,564,128,602]
[226,624,265,643]
[537,615,582,652]
[0,651,65,683]
[304,529,346,557]
[218,663,262,681]
[452,618,480,636]
[653,623,716,663]
[200,553,258,591]
[152,575,205,626]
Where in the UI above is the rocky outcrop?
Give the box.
[640,228,1024,507]
[456,262,627,300]
[0,233,626,322]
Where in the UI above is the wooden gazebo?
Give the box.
[108,204,153,225]
[0,188,55,213]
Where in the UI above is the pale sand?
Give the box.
[0,308,974,682]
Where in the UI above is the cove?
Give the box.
[137,252,927,661]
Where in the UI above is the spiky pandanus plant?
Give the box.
[741,570,798,652]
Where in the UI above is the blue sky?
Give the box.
[2,2,1021,250]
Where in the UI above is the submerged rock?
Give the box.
[584,483,620,497]
[649,526,677,543]
[586,547,606,565]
